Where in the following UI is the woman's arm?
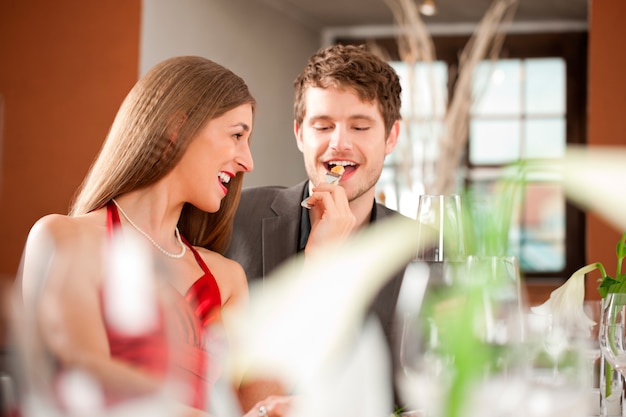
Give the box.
[19,215,182,402]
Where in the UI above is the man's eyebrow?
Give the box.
[349,115,376,121]
[308,114,376,121]
[308,114,332,121]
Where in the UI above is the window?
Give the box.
[469,58,567,273]
[337,32,587,279]
[376,61,448,216]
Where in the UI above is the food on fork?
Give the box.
[301,165,345,209]
[325,165,345,184]
[331,165,345,175]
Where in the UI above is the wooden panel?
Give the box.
[0,0,141,279]
[586,0,626,280]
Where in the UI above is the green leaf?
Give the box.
[616,233,626,281]
[610,278,626,295]
[616,232,626,261]
[599,275,617,298]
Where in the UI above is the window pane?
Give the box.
[390,61,448,118]
[469,119,521,165]
[384,119,443,195]
[378,156,423,219]
[525,58,565,115]
[381,62,448,219]
[517,183,565,272]
[524,118,566,159]
[472,60,521,116]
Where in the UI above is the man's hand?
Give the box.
[304,183,356,257]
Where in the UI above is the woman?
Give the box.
[17,56,287,417]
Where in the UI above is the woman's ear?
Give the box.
[166,112,188,143]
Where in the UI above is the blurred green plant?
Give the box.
[597,232,626,297]
[418,162,529,417]
[461,160,527,258]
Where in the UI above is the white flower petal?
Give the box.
[530,263,599,334]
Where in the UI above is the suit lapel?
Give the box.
[261,182,306,276]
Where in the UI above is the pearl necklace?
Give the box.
[112,199,187,259]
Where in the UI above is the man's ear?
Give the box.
[294,120,304,153]
[384,120,401,155]
[167,112,188,143]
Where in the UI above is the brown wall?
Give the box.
[0,0,141,281]
[522,0,626,305]
[583,0,626,300]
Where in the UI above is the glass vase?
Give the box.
[600,354,624,416]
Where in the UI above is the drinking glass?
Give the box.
[464,255,593,417]
[415,194,465,262]
[457,256,531,417]
[600,352,624,417]
[404,195,467,407]
[395,256,527,417]
[585,300,603,384]
[514,303,592,417]
[600,293,626,374]
[465,256,525,356]
[394,260,462,417]
[599,292,626,416]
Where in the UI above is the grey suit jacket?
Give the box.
[226,181,306,280]
[226,181,407,404]
[226,182,405,316]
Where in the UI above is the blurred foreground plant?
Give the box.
[461,161,527,258]
[597,232,626,297]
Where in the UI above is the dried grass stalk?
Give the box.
[384,0,435,63]
[384,0,519,196]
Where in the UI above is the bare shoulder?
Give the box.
[26,211,106,254]
[21,211,108,297]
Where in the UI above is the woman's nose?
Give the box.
[237,142,254,172]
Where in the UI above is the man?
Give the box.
[226,43,406,413]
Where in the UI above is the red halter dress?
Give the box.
[102,201,222,409]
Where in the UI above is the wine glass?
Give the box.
[453,256,533,417]
[489,296,591,417]
[583,300,602,385]
[464,256,526,368]
[393,260,461,417]
[395,256,529,417]
[465,255,592,417]
[415,194,465,262]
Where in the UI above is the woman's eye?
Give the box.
[233,132,243,140]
